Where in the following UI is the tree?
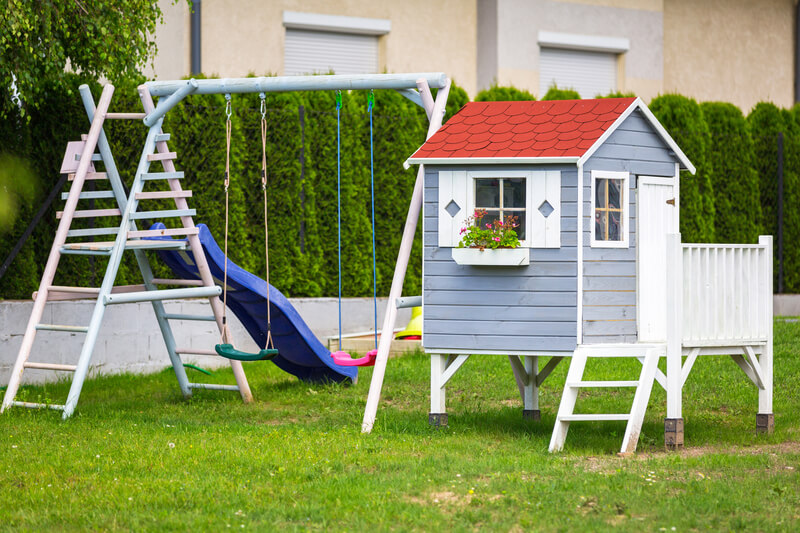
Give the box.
[0,0,173,116]
[542,84,581,100]
[474,84,535,102]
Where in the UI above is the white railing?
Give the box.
[670,235,772,346]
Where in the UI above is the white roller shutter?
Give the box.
[539,47,617,99]
[285,29,378,75]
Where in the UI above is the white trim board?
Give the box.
[404,156,579,169]
[283,11,391,36]
[538,31,630,54]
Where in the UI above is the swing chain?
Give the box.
[259,92,266,119]
[224,93,232,119]
[335,90,342,110]
[367,89,375,111]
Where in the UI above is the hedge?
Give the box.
[649,94,716,242]
[700,102,760,244]
[475,84,535,101]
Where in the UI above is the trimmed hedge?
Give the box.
[475,84,535,101]
[700,102,760,244]
[649,94,716,243]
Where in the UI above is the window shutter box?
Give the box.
[529,171,561,248]
[451,247,530,266]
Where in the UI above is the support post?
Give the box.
[429,354,448,427]
[362,79,451,433]
[523,356,540,421]
[757,235,774,433]
[665,233,684,448]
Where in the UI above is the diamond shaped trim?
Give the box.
[538,200,554,218]
[445,199,461,217]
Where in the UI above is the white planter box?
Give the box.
[451,247,530,266]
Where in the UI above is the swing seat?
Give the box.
[214,343,278,362]
[331,349,378,367]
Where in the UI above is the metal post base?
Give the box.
[429,413,448,427]
[756,413,774,434]
[664,417,684,449]
[523,409,541,421]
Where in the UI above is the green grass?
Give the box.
[3,321,800,531]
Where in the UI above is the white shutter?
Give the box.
[529,171,561,248]
[438,170,468,247]
[539,47,616,99]
[285,29,378,75]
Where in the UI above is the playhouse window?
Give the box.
[474,178,527,240]
[591,170,629,248]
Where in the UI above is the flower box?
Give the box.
[451,247,529,266]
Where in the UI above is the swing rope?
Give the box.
[336,90,343,352]
[368,91,377,350]
[215,94,277,362]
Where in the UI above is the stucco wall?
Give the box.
[663,0,795,112]
[144,0,191,80]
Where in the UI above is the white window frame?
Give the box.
[590,170,630,249]
[466,170,531,248]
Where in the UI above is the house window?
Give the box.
[591,170,630,248]
[474,178,527,240]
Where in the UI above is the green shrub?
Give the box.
[649,94,715,242]
[542,84,581,101]
[474,84,535,102]
[700,102,760,243]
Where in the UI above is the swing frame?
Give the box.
[141,73,452,430]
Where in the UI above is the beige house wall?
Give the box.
[144,0,191,80]
[150,0,477,95]
[663,0,795,112]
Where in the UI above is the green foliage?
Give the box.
[474,84,535,102]
[650,94,716,242]
[542,84,581,101]
[599,91,637,98]
[457,210,521,249]
[0,0,171,117]
[0,154,36,231]
[748,103,784,242]
[700,102,760,244]
[442,80,470,124]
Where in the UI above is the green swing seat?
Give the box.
[214,343,278,362]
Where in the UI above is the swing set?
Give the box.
[2,73,451,429]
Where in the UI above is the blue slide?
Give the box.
[150,223,358,384]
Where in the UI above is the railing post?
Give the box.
[757,235,774,433]
[665,232,684,449]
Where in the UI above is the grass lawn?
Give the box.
[2,320,800,531]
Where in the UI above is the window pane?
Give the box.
[594,210,605,240]
[479,210,501,230]
[475,179,499,208]
[595,179,607,208]
[608,210,622,240]
[505,210,526,240]
[608,179,622,209]
[503,178,526,208]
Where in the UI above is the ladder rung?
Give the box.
[127,227,199,238]
[12,401,65,411]
[104,286,221,305]
[147,152,177,162]
[67,227,120,238]
[48,285,100,294]
[60,190,116,200]
[106,112,146,120]
[69,172,108,181]
[35,324,89,333]
[41,284,147,301]
[75,153,103,162]
[125,240,189,251]
[154,133,171,142]
[129,209,196,220]
[566,381,640,388]
[141,172,184,180]
[177,348,218,356]
[188,383,240,391]
[150,278,204,287]
[60,248,112,257]
[135,190,193,200]
[559,414,630,422]
[24,362,77,372]
[57,208,121,219]
[163,313,216,321]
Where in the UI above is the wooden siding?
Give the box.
[423,164,578,353]
[582,109,678,343]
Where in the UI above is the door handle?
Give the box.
[666,198,675,206]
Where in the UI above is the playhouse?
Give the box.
[402,98,774,453]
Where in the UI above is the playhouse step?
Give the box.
[559,414,630,422]
[103,286,221,305]
[60,191,116,201]
[566,380,640,388]
[35,324,89,333]
[60,240,189,253]
[69,172,107,181]
[24,362,77,372]
[134,190,193,201]
[129,209,196,220]
[56,208,121,219]
[11,401,65,411]
[147,151,177,162]
[67,227,120,238]
[141,171,184,180]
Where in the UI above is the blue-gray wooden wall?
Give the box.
[582,109,679,343]
[422,164,578,353]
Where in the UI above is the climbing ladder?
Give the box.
[1,83,252,419]
[549,344,665,454]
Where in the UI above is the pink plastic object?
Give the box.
[331,349,378,367]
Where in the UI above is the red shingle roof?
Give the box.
[410,97,637,160]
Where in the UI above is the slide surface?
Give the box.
[151,223,358,383]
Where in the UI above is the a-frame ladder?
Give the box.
[2,84,251,418]
[549,344,665,454]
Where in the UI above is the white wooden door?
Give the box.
[637,177,678,342]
